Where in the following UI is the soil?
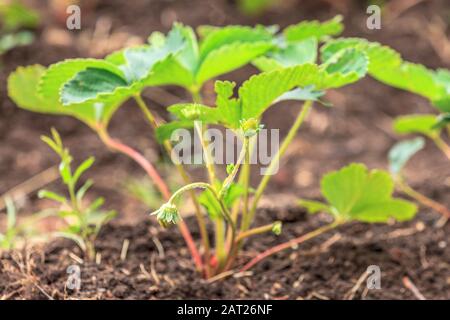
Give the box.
[1,0,450,300]
[1,209,449,300]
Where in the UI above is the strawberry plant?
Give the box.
[38,129,116,260]
[7,17,420,278]
[151,53,372,274]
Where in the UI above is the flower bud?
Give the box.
[151,203,180,228]
[272,221,282,235]
[240,118,263,137]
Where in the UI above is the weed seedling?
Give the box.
[0,197,49,251]
[39,129,116,260]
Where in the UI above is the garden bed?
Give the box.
[1,0,450,300]
[1,208,449,300]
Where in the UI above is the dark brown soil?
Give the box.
[1,209,449,300]
[1,0,450,300]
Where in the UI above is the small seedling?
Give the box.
[241,163,417,271]
[0,197,49,251]
[389,138,450,219]
[39,129,116,260]
[0,197,19,250]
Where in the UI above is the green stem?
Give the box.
[134,94,158,128]
[191,88,203,104]
[133,95,212,277]
[218,137,249,199]
[397,177,450,218]
[194,121,217,184]
[242,137,251,223]
[235,222,280,243]
[431,136,450,161]
[169,182,237,272]
[243,100,313,232]
[241,220,342,272]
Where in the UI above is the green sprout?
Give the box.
[39,129,116,260]
[0,197,49,251]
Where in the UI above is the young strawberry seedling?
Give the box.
[39,129,116,260]
[7,16,421,279]
[151,49,370,274]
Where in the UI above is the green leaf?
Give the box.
[0,1,39,31]
[144,55,195,88]
[38,190,67,204]
[25,59,133,127]
[167,103,219,123]
[388,138,425,175]
[320,163,417,223]
[239,64,324,119]
[215,81,241,129]
[196,41,274,85]
[76,179,93,202]
[61,68,128,105]
[298,199,331,215]
[5,197,16,231]
[223,183,246,208]
[199,25,274,60]
[108,24,192,82]
[275,85,325,103]
[155,120,194,143]
[284,15,344,42]
[59,160,72,185]
[433,113,450,130]
[198,189,222,219]
[321,38,449,110]
[88,197,105,213]
[393,114,440,137]
[237,0,274,15]
[0,31,34,54]
[321,38,401,72]
[53,231,86,252]
[253,38,318,72]
[73,157,95,185]
[86,210,116,230]
[7,65,50,113]
[321,48,368,88]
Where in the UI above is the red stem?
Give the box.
[97,129,203,271]
[241,222,340,272]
